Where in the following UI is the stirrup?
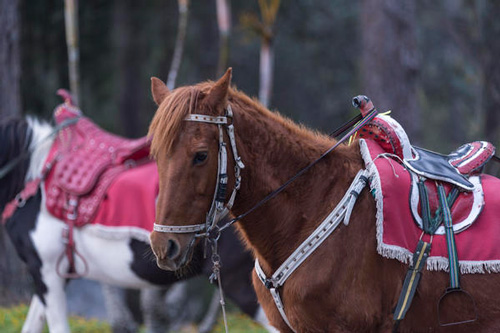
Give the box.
[437,287,477,326]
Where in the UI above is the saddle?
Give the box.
[44,102,151,227]
[357,113,496,234]
[353,99,498,326]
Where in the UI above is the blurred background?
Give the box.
[1,0,499,331]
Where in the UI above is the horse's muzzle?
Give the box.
[150,231,196,271]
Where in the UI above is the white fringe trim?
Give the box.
[359,139,498,275]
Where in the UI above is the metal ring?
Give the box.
[15,194,26,208]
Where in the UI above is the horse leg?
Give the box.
[40,271,70,333]
[101,284,138,333]
[140,288,169,333]
[21,295,46,333]
[198,290,220,333]
[30,212,71,333]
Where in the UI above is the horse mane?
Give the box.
[228,86,333,146]
[0,117,33,211]
[148,81,333,159]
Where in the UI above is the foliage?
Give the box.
[0,303,268,333]
[0,304,111,333]
[212,312,269,333]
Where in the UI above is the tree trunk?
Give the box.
[167,0,189,90]
[0,0,32,306]
[0,0,21,117]
[216,0,231,77]
[64,0,80,106]
[113,0,141,137]
[482,1,500,147]
[259,38,274,108]
[360,0,421,143]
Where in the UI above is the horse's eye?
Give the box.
[193,151,208,165]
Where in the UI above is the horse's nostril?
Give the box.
[166,239,180,259]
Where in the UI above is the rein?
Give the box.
[217,104,377,233]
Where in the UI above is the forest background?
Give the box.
[0,0,499,321]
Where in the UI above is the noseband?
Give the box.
[153,105,245,238]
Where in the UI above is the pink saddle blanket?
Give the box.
[91,161,158,231]
[360,139,500,274]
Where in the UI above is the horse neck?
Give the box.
[230,100,364,271]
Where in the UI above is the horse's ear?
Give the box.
[206,68,232,110]
[151,77,170,106]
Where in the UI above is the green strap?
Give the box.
[437,184,461,289]
[417,179,433,233]
[393,240,431,322]
[417,179,460,235]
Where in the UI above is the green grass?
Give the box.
[212,312,269,332]
[0,304,267,333]
[0,304,111,333]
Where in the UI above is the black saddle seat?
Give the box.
[404,141,495,191]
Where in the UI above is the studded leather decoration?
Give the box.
[357,117,406,159]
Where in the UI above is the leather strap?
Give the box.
[184,114,227,124]
[393,239,431,324]
[153,223,205,233]
[1,178,41,223]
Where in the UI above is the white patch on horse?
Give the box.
[25,117,54,181]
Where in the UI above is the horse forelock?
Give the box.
[148,84,207,159]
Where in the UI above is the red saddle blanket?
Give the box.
[360,139,500,274]
[91,161,158,231]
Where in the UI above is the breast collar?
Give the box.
[254,169,369,331]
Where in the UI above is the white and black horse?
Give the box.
[0,116,274,332]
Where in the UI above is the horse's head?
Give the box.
[148,69,240,271]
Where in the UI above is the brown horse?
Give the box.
[148,69,500,332]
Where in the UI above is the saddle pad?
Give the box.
[360,139,500,274]
[91,161,158,231]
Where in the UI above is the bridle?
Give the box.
[152,105,245,333]
[153,105,245,238]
